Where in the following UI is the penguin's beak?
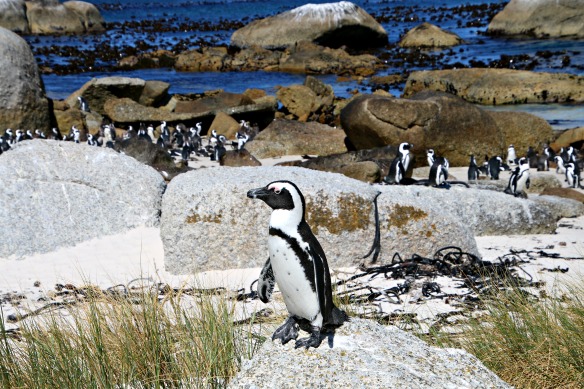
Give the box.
[247,187,271,200]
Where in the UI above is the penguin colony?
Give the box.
[0,117,258,164]
[247,181,348,349]
[380,142,583,194]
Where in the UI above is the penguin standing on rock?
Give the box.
[247,181,348,349]
[505,157,530,197]
[507,145,517,165]
[468,155,480,181]
[566,163,583,189]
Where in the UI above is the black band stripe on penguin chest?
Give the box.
[269,226,316,294]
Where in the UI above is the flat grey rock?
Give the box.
[228,318,511,389]
[0,140,166,258]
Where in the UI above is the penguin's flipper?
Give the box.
[257,257,275,303]
[526,177,531,189]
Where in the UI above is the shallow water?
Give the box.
[28,0,584,129]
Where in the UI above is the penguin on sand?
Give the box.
[468,155,480,181]
[247,181,348,349]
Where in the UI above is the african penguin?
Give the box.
[426,149,435,167]
[247,181,348,349]
[468,155,480,181]
[429,156,449,187]
[78,96,90,112]
[506,145,517,165]
[566,163,582,189]
[488,156,503,180]
[399,142,412,173]
[505,157,530,197]
[383,154,405,185]
[554,155,566,174]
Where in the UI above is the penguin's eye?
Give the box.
[274,189,281,194]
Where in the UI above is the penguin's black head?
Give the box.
[247,180,306,213]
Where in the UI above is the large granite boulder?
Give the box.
[244,119,348,158]
[66,76,146,115]
[551,126,584,150]
[399,22,463,47]
[230,1,387,49]
[0,140,166,258]
[488,0,584,38]
[160,167,584,274]
[161,167,477,274]
[26,0,104,34]
[229,319,511,388]
[0,27,51,132]
[340,92,504,167]
[488,111,554,153]
[403,69,584,105]
[0,0,29,33]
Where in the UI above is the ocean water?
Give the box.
[27,0,584,129]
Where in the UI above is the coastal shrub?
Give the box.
[433,280,584,389]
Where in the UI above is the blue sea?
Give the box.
[26,0,584,130]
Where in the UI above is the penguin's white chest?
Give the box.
[268,235,320,321]
[516,171,529,191]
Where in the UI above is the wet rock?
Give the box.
[489,111,554,155]
[488,0,584,38]
[174,91,254,115]
[245,119,347,158]
[403,69,584,105]
[0,27,50,132]
[230,1,388,49]
[174,47,229,72]
[340,92,504,167]
[230,46,282,71]
[118,50,176,70]
[278,41,381,75]
[229,318,511,389]
[0,140,165,258]
[0,0,29,33]
[399,22,463,48]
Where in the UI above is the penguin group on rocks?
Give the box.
[0,119,259,165]
[247,180,348,349]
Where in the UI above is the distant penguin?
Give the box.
[488,156,503,180]
[383,155,404,185]
[78,96,90,112]
[147,124,155,143]
[34,129,47,139]
[3,128,14,144]
[237,132,249,151]
[426,149,435,167]
[554,155,566,174]
[0,137,10,153]
[429,156,449,187]
[507,145,517,165]
[247,180,348,349]
[212,135,226,162]
[15,129,25,143]
[505,157,530,197]
[566,162,582,189]
[87,134,100,146]
[399,142,413,173]
[468,155,480,181]
[50,127,63,140]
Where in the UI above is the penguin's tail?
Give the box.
[328,306,349,327]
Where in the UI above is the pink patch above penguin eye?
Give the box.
[268,184,281,194]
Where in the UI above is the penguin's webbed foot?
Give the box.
[272,317,299,345]
[294,328,323,349]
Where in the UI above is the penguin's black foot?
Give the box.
[294,328,323,349]
[272,317,299,345]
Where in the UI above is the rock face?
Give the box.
[488,0,584,38]
[0,140,166,258]
[245,120,348,158]
[160,167,583,274]
[230,1,387,49]
[161,167,477,274]
[403,69,584,105]
[0,27,50,132]
[228,319,511,389]
[340,92,504,167]
[0,0,29,33]
[551,126,584,150]
[488,111,553,153]
[26,0,105,34]
[399,22,463,47]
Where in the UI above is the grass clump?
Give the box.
[435,282,584,389]
[0,286,262,388]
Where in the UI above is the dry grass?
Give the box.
[433,281,584,389]
[0,286,262,388]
